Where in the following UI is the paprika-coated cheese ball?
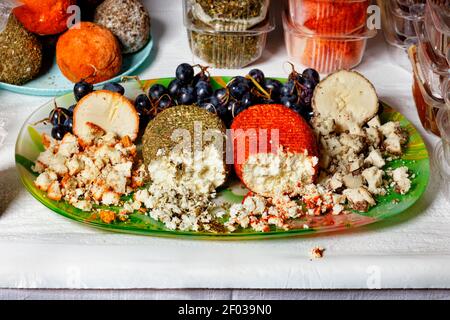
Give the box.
[56,22,122,84]
[13,0,76,35]
[231,104,319,197]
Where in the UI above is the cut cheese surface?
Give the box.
[231,104,319,197]
[73,90,139,144]
[312,70,379,134]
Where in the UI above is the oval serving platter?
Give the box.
[0,38,153,97]
[15,76,430,240]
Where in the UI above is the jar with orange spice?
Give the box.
[288,0,370,35]
[282,9,376,73]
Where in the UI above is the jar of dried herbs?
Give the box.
[185,11,274,69]
[186,0,271,31]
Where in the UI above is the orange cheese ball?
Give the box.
[56,22,122,84]
[13,0,76,35]
[231,104,319,186]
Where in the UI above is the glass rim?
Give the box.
[183,10,276,35]
[282,9,377,40]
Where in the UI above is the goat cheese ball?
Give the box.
[0,15,42,85]
[231,104,319,197]
[56,22,122,83]
[142,105,228,195]
[94,0,151,54]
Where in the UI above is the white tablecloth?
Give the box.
[1,0,449,298]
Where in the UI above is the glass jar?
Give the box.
[184,9,275,69]
[282,9,376,73]
[288,0,370,35]
[376,0,424,49]
[409,45,446,137]
[185,0,271,31]
[424,0,450,65]
[414,19,449,100]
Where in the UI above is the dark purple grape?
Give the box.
[281,94,298,105]
[177,86,196,105]
[103,82,125,95]
[74,80,93,101]
[228,80,250,100]
[68,104,76,114]
[264,78,282,99]
[63,117,73,131]
[228,100,246,117]
[232,76,253,87]
[298,76,315,90]
[259,98,277,104]
[281,95,301,109]
[240,92,254,109]
[214,88,229,105]
[175,63,194,83]
[195,80,213,102]
[248,69,265,84]
[168,79,184,97]
[280,80,296,96]
[51,125,69,140]
[299,88,313,106]
[158,95,173,109]
[199,101,217,113]
[192,72,209,86]
[149,84,168,101]
[302,68,320,85]
[217,105,233,126]
[49,108,69,126]
[301,110,314,121]
[207,95,218,107]
[134,94,151,116]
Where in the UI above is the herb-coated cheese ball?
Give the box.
[0,15,42,85]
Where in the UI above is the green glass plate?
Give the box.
[15,76,430,240]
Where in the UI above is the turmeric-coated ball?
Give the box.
[56,22,122,84]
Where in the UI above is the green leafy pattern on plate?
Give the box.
[14,77,430,240]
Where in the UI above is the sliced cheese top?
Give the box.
[312,70,379,134]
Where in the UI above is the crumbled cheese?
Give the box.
[362,166,384,195]
[226,194,302,232]
[367,116,381,128]
[32,128,145,213]
[312,117,335,136]
[242,148,318,197]
[310,247,325,259]
[343,187,376,212]
[35,171,57,191]
[342,173,364,189]
[57,133,79,158]
[364,149,386,168]
[392,166,411,194]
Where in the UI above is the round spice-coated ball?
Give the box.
[13,0,76,35]
[94,0,151,54]
[0,15,42,85]
[56,22,122,84]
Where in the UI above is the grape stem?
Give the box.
[245,75,271,100]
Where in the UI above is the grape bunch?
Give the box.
[48,63,321,141]
[279,67,320,121]
[134,63,320,128]
[132,63,212,127]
